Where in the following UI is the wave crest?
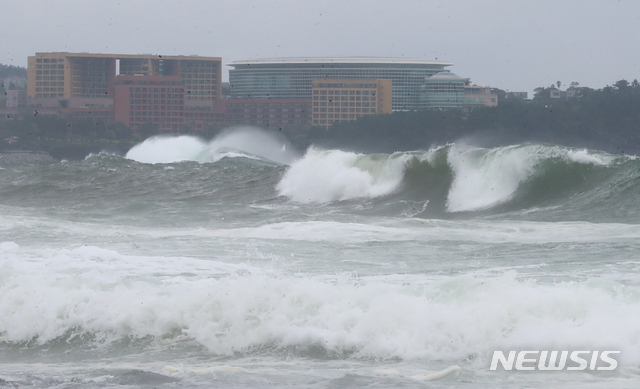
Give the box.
[277,148,410,203]
[125,127,299,165]
[277,144,637,218]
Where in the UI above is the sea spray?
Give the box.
[125,135,208,164]
[125,127,299,165]
[276,148,409,203]
[205,127,300,165]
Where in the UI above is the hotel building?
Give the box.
[228,57,452,112]
[463,85,498,109]
[223,99,312,128]
[112,76,186,132]
[16,54,488,131]
[26,52,222,132]
[311,79,392,127]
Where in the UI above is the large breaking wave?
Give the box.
[73,132,640,221]
[278,144,640,220]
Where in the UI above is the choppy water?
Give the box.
[2,128,640,388]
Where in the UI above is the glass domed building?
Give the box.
[419,71,465,109]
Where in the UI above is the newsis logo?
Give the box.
[490,351,620,371]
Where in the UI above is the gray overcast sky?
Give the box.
[2,0,639,95]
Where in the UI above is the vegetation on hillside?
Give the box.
[302,79,640,155]
[0,64,27,79]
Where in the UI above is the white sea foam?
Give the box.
[191,219,640,245]
[446,145,539,212]
[410,365,461,381]
[2,243,640,367]
[125,127,298,165]
[566,148,610,165]
[125,135,208,164]
[196,221,418,243]
[277,148,408,203]
[277,143,619,209]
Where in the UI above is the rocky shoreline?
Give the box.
[0,151,57,165]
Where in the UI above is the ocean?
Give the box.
[1,128,640,388]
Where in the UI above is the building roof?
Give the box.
[228,57,453,67]
[32,52,221,61]
[428,71,464,80]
